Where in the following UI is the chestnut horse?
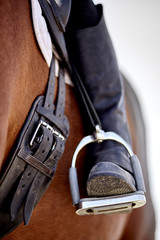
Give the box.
[0,1,155,239]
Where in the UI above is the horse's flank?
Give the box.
[0,0,49,169]
[0,1,155,239]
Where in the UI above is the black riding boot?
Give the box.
[65,4,136,197]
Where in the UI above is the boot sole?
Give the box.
[87,162,136,197]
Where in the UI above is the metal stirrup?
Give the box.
[69,127,146,214]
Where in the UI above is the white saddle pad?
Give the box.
[31,0,73,86]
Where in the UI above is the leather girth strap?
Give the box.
[0,57,69,238]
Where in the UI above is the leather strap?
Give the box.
[17,149,54,179]
[38,0,69,63]
[69,63,102,131]
[10,56,69,223]
[0,55,69,236]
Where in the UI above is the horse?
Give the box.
[0,0,155,239]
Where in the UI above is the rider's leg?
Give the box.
[66,0,99,30]
[65,0,136,196]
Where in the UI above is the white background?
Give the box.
[94,0,160,239]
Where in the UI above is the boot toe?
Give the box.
[87,162,136,197]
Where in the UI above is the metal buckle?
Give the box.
[30,120,65,146]
[69,125,146,215]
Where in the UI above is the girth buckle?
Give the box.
[30,120,65,146]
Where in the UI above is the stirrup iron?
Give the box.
[69,125,146,215]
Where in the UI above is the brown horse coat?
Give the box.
[0,1,155,239]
